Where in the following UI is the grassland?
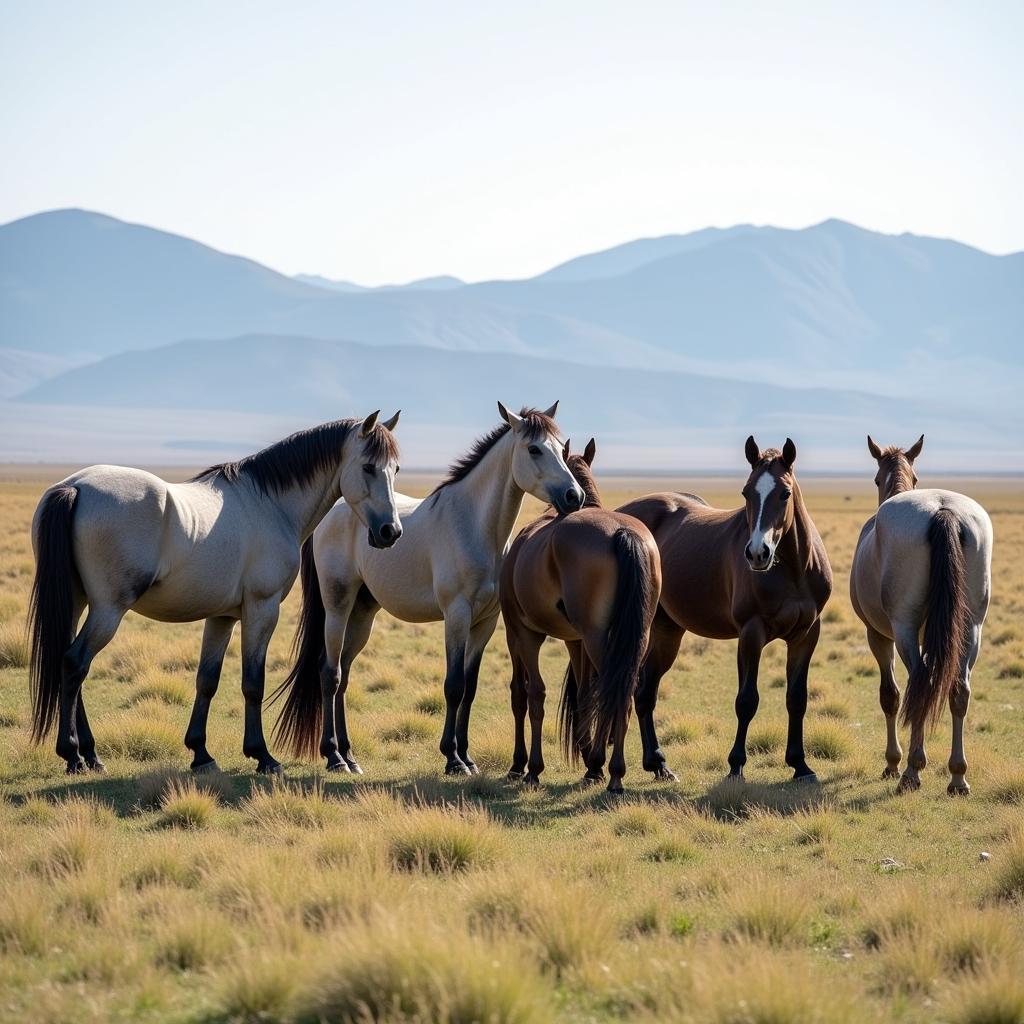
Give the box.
[1,470,1024,1024]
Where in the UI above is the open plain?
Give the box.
[1,469,1023,1024]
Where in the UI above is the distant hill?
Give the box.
[18,332,1008,465]
[2,208,1022,466]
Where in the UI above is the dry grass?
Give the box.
[1,475,1024,1022]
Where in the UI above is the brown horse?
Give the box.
[619,436,832,782]
[500,439,661,793]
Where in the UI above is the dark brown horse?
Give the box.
[500,439,661,793]
[619,436,832,782]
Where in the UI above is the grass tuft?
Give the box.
[388,803,499,872]
[158,779,219,829]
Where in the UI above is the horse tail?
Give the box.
[28,485,79,743]
[583,528,654,749]
[558,659,580,765]
[901,508,969,733]
[271,538,327,759]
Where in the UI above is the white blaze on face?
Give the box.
[748,470,779,561]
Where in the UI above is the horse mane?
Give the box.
[429,408,559,496]
[566,455,602,508]
[752,447,783,466]
[191,419,399,496]
[877,446,915,496]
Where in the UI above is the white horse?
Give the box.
[28,412,403,775]
[850,435,992,794]
[273,402,586,775]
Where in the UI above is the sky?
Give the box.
[2,1,1022,284]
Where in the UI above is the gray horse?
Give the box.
[850,435,992,794]
[273,402,586,776]
[28,412,402,775]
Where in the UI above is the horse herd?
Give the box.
[27,403,993,796]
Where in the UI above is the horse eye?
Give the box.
[874,476,881,486]
[362,464,376,476]
[528,445,542,457]
[395,465,401,475]
[782,489,792,500]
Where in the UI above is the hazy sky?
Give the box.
[2,1,1021,284]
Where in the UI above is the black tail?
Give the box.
[271,539,327,759]
[28,485,79,743]
[579,528,654,750]
[901,508,969,733]
[559,660,580,765]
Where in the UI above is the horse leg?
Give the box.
[317,587,358,772]
[565,640,592,767]
[239,598,283,774]
[508,653,529,779]
[580,627,625,791]
[634,608,683,782]
[57,606,124,773]
[184,616,235,772]
[948,623,981,796]
[69,592,105,772]
[330,586,379,773]
[784,617,820,782]
[727,618,767,781]
[439,598,473,775]
[520,629,547,786]
[894,624,926,793]
[455,613,499,774]
[866,626,901,780]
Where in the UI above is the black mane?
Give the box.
[191,419,399,496]
[429,408,559,497]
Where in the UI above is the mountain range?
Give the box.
[1,208,1021,469]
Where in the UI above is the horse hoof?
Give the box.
[464,761,480,776]
[606,781,625,795]
[947,780,971,797]
[345,760,364,775]
[506,768,525,781]
[793,770,819,784]
[258,761,284,777]
[881,766,901,780]
[524,774,541,788]
[581,771,604,786]
[445,761,472,777]
[896,774,920,794]
[653,766,678,782]
[192,759,221,774]
[85,758,106,773]
[326,759,351,773]
[725,770,745,784]
[65,758,87,775]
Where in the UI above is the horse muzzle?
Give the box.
[368,521,402,549]
[745,540,774,572]
[551,484,585,515]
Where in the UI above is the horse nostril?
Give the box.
[745,543,754,560]
[565,488,581,509]
[380,523,396,542]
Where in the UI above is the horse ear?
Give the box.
[562,438,571,460]
[744,435,760,467]
[782,438,797,468]
[358,410,380,438]
[543,400,559,419]
[584,438,597,466]
[906,434,924,462]
[382,410,400,432]
[867,435,883,461]
[497,401,523,432]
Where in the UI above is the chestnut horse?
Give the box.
[500,439,661,793]
[850,435,992,794]
[619,436,832,783]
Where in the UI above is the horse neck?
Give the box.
[440,431,524,552]
[779,482,818,575]
[576,470,602,508]
[270,464,342,541]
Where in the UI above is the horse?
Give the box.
[272,403,586,776]
[850,435,992,794]
[619,436,833,783]
[27,412,403,776]
[500,438,661,793]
